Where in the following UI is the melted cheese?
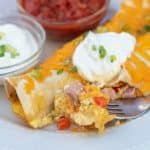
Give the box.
[124,33,150,94]
[105,0,150,34]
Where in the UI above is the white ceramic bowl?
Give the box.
[0,13,46,85]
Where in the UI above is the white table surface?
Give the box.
[0,0,150,150]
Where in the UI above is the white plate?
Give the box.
[0,0,150,150]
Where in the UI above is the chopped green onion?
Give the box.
[5,44,20,58]
[110,55,117,63]
[57,69,64,75]
[99,46,106,59]
[96,27,108,33]
[70,66,78,73]
[144,25,150,32]
[31,67,41,80]
[92,44,97,51]
[0,32,5,40]
[0,44,20,58]
[0,45,6,57]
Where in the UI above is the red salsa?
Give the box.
[22,0,106,21]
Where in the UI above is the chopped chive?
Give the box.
[144,25,150,32]
[31,67,41,80]
[70,66,78,73]
[92,44,97,51]
[5,44,20,58]
[99,46,106,58]
[57,69,64,75]
[96,26,108,33]
[110,55,117,63]
[0,45,6,57]
[0,44,20,58]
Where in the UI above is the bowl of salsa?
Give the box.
[17,0,110,40]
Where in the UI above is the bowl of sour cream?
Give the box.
[0,13,46,84]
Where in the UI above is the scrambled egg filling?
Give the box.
[53,84,114,132]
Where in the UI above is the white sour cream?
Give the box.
[0,24,38,67]
[73,32,136,87]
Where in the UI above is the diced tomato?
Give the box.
[25,0,41,16]
[93,96,108,107]
[38,6,56,20]
[23,0,106,21]
[57,117,71,130]
[40,0,49,5]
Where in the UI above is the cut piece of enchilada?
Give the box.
[4,0,150,132]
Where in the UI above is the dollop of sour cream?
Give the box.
[73,32,136,87]
[0,24,38,67]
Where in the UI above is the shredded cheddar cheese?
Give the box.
[124,33,150,94]
[24,76,35,94]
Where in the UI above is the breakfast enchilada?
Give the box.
[4,0,150,132]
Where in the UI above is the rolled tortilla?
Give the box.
[4,71,75,128]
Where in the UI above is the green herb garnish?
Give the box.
[70,66,78,73]
[96,27,108,33]
[144,25,150,32]
[57,69,64,75]
[0,45,6,57]
[0,44,20,58]
[31,67,41,80]
[110,55,117,63]
[92,44,97,51]
[5,44,20,58]
[99,46,106,58]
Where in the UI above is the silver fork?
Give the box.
[107,95,150,120]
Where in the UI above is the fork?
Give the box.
[107,95,150,120]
